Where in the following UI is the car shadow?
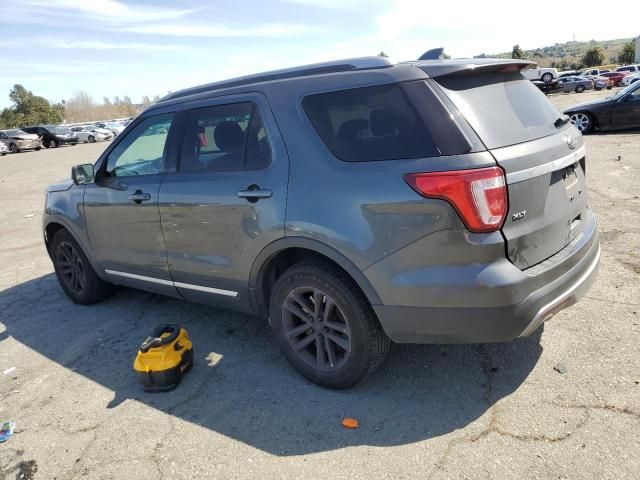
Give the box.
[0,274,543,456]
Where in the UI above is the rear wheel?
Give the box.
[569,112,593,133]
[51,229,113,304]
[575,84,585,93]
[270,262,391,389]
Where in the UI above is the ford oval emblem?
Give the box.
[567,135,577,150]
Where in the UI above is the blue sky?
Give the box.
[1,0,637,109]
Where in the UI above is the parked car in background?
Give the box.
[43,57,599,388]
[621,72,640,87]
[523,66,557,83]
[615,65,640,74]
[579,68,610,77]
[70,126,112,143]
[94,121,125,137]
[565,81,640,133]
[558,70,581,78]
[600,71,629,87]
[558,76,594,93]
[22,125,78,148]
[0,141,8,156]
[532,79,561,94]
[583,75,614,91]
[0,129,42,153]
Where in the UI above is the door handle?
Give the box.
[128,190,151,204]
[237,185,272,202]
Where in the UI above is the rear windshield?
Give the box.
[434,72,564,149]
[302,80,473,162]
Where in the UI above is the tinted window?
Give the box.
[105,114,172,177]
[435,72,564,149]
[179,102,271,173]
[302,81,473,162]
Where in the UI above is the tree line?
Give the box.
[511,41,636,69]
[0,84,160,129]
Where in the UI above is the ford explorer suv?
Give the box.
[43,57,600,388]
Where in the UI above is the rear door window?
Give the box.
[435,72,565,149]
[302,81,473,162]
[179,102,272,172]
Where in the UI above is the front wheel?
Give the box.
[270,262,391,389]
[51,229,113,304]
[575,85,586,93]
[88,135,95,143]
[8,143,18,153]
[541,72,553,83]
[569,112,593,133]
[49,139,58,148]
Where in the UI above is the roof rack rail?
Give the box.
[159,56,392,103]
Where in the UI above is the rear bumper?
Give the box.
[369,211,600,344]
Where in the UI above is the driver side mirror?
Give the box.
[72,164,95,185]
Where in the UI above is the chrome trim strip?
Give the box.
[104,269,238,297]
[105,269,174,286]
[505,145,586,184]
[174,282,238,297]
[519,244,600,337]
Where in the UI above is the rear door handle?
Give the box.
[237,186,272,201]
[128,190,151,204]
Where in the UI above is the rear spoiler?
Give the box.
[403,58,537,78]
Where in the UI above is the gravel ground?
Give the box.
[0,88,639,479]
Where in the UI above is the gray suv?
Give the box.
[43,57,600,388]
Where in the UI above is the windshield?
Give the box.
[435,72,565,149]
[611,82,640,100]
[6,129,27,136]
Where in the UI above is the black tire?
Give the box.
[9,143,18,153]
[49,139,58,148]
[270,262,391,389]
[575,85,585,93]
[35,147,41,151]
[541,72,553,83]
[88,135,95,143]
[51,229,113,304]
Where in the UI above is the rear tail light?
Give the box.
[404,166,508,233]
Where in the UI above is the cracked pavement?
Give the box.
[1,89,639,479]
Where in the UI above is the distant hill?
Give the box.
[475,38,634,70]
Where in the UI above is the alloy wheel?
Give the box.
[9,143,17,153]
[282,286,351,372]
[570,113,590,132]
[55,241,86,295]
[49,139,56,148]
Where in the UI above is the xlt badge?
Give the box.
[512,211,527,221]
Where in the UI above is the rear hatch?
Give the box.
[432,70,587,269]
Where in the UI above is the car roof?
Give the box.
[154,56,536,107]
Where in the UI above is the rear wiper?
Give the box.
[554,115,570,128]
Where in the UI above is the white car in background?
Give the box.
[615,64,640,74]
[94,121,125,137]
[621,72,640,86]
[70,126,112,143]
[523,66,558,83]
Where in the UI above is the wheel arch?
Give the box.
[249,238,382,317]
[43,218,105,279]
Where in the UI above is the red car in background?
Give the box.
[600,71,629,86]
